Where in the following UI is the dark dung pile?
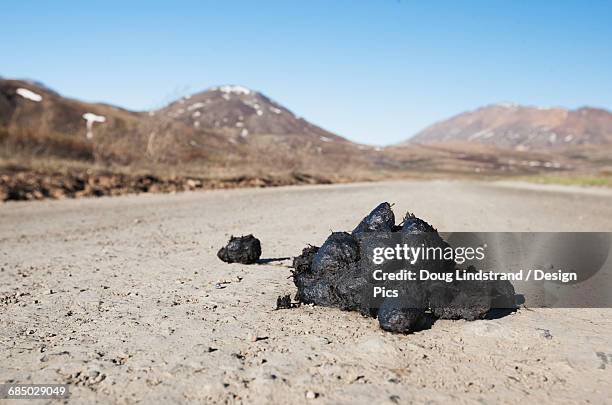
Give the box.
[292,202,516,333]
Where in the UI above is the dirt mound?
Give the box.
[0,167,334,202]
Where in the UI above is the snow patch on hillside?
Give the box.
[214,85,251,95]
[16,88,43,102]
[82,112,106,139]
[188,102,206,111]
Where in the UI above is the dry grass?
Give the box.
[0,128,94,161]
[517,174,612,188]
[3,127,612,198]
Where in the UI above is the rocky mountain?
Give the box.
[156,85,344,142]
[0,79,374,174]
[143,85,371,172]
[407,103,612,150]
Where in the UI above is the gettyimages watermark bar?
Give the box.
[358,232,612,309]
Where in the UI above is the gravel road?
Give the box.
[1,180,612,404]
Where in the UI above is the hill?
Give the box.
[0,79,143,163]
[0,79,375,176]
[407,103,612,151]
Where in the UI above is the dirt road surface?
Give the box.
[1,180,612,404]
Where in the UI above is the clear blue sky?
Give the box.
[2,0,611,145]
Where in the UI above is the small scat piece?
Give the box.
[429,267,517,320]
[292,245,319,275]
[276,294,293,309]
[401,212,437,234]
[293,232,368,312]
[377,285,428,333]
[352,202,396,236]
[310,232,360,276]
[217,234,261,264]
